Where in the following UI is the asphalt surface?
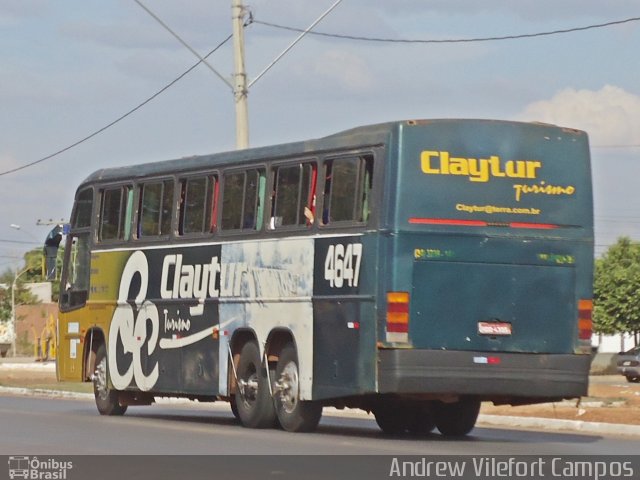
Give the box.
[2,359,640,439]
[2,394,640,456]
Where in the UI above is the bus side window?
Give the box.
[222,172,244,230]
[139,180,174,237]
[221,168,265,231]
[270,163,316,229]
[360,156,374,222]
[243,169,262,230]
[99,188,123,241]
[179,175,216,235]
[322,155,373,225]
[99,186,133,242]
[123,187,134,240]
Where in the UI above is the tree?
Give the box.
[593,237,640,342]
[0,272,39,323]
[16,247,63,302]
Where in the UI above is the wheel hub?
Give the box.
[238,375,259,403]
[274,361,299,413]
[93,358,108,400]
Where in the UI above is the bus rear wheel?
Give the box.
[273,343,322,432]
[229,396,240,420]
[406,403,436,435]
[234,341,276,429]
[373,400,435,435]
[373,399,409,434]
[93,344,127,416]
[433,397,480,437]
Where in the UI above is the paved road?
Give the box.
[1,394,639,455]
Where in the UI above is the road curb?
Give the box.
[477,413,640,437]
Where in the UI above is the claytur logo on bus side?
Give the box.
[107,243,315,392]
[108,249,246,392]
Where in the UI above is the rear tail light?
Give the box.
[386,292,409,343]
[578,299,593,341]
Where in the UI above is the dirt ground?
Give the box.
[481,378,640,425]
[1,363,639,425]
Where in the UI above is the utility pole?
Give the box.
[135,0,342,150]
[232,0,249,149]
[11,268,28,357]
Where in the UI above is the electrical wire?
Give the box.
[0,34,233,178]
[133,0,233,90]
[3,15,640,177]
[252,15,640,44]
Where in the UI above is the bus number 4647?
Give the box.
[324,243,363,288]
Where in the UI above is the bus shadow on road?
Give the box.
[122,407,603,446]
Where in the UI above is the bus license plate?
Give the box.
[478,322,512,336]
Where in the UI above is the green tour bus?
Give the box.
[57,118,593,436]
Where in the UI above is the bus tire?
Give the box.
[93,344,127,416]
[373,399,409,434]
[234,341,276,429]
[229,396,240,420]
[406,403,436,435]
[434,397,480,437]
[273,343,322,432]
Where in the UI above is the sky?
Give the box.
[1,0,639,270]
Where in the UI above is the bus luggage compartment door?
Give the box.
[410,260,576,354]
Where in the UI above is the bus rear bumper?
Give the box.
[377,349,590,400]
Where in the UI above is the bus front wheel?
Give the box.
[234,341,276,429]
[93,344,127,416]
[433,397,480,436]
[273,343,322,432]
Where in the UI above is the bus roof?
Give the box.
[78,119,585,189]
[79,120,396,187]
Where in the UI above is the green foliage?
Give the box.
[593,237,640,336]
[0,281,39,322]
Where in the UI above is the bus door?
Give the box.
[58,232,91,379]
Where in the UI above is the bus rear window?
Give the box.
[322,155,373,225]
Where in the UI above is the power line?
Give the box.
[3,14,639,177]
[248,0,343,88]
[0,34,234,178]
[253,15,640,44]
[133,0,233,90]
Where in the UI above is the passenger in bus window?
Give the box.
[304,206,314,224]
